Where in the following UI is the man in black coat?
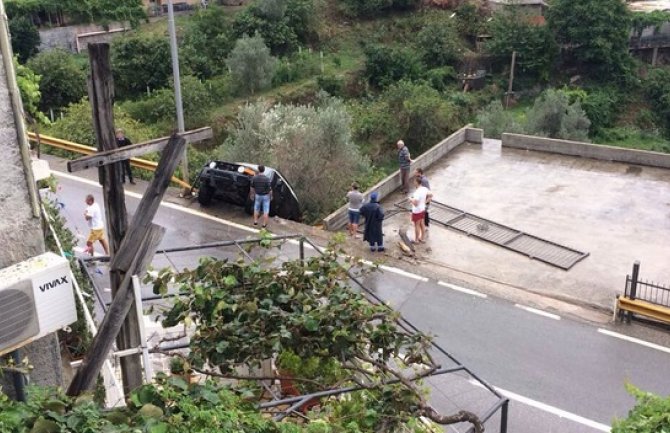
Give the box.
[115,129,135,184]
[359,191,385,252]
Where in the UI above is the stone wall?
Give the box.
[322,126,482,230]
[39,23,128,53]
[0,29,63,395]
[501,133,670,169]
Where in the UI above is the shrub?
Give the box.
[475,100,523,139]
[424,66,456,92]
[363,44,423,88]
[317,73,345,96]
[181,7,235,79]
[9,16,40,63]
[220,96,371,220]
[580,88,622,135]
[111,34,172,100]
[525,89,591,141]
[27,49,87,113]
[271,50,320,86]
[338,0,420,18]
[643,68,670,137]
[416,21,463,68]
[612,384,670,433]
[226,34,278,95]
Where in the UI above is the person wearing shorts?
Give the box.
[250,165,273,228]
[346,182,364,238]
[409,176,432,244]
[84,194,109,257]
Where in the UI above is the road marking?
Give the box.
[598,328,670,355]
[469,380,610,432]
[438,281,487,298]
[374,263,429,282]
[514,304,561,320]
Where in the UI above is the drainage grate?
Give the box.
[395,200,589,270]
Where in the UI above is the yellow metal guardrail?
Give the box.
[27,132,191,189]
[616,296,670,324]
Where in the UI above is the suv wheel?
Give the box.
[198,183,214,206]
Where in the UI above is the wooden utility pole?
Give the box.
[505,51,517,109]
[87,43,142,394]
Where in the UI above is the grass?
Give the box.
[594,127,670,153]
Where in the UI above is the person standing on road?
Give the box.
[409,176,432,243]
[414,167,431,229]
[346,182,364,238]
[83,194,109,257]
[250,165,273,228]
[115,129,135,185]
[360,192,385,252]
[397,140,413,193]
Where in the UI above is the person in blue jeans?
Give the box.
[346,182,364,238]
[250,165,273,228]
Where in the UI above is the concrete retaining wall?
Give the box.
[322,126,481,231]
[502,133,670,169]
[39,23,128,53]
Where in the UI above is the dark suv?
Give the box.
[195,161,301,221]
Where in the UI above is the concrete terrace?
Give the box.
[380,138,670,310]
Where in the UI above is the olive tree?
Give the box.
[226,34,277,95]
[221,96,371,220]
[526,89,591,141]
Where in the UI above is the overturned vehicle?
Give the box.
[195,161,302,222]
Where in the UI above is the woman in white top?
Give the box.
[409,176,432,243]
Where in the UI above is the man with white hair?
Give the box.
[396,139,412,193]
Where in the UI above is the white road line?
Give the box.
[469,380,611,432]
[514,304,561,320]
[598,328,670,355]
[375,263,429,282]
[437,281,487,298]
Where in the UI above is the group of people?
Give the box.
[346,139,433,252]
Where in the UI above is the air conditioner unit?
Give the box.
[0,252,77,356]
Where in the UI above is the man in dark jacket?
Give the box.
[359,191,385,252]
[115,129,135,184]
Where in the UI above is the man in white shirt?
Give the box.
[84,194,109,257]
[409,176,432,244]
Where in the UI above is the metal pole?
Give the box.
[505,51,516,109]
[500,399,509,433]
[628,261,640,323]
[299,237,305,265]
[132,275,154,383]
[11,350,26,402]
[167,0,189,194]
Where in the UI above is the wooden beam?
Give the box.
[66,224,165,396]
[66,127,213,172]
[111,134,186,272]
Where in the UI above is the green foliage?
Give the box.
[486,10,557,80]
[547,0,632,81]
[232,0,316,55]
[455,3,485,38]
[227,34,278,95]
[121,75,215,130]
[9,16,39,63]
[27,49,87,113]
[642,68,670,138]
[579,88,622,135]
[423,66,456,92]
[6,0,146,28]
[612,384,670,433]
[475,100,523,139]
[316,73,345,97]
[44,98,158,146]
[338,0,420,18]
[14,57,49,124]
[272,50,321,87]
[221,97,371,220]
[350,81,461,163]
[525,89,591,141]
[631,10,670,37]
[415,21,463,68]
[181,7,235,79]
[111,34,172,100]
[363,44,423,88]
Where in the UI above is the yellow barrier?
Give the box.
[27,132,192,189]
[617,296,670,324]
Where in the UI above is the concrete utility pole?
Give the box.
[0,0,63,397]
[167,0,189,193]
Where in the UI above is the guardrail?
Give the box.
[27,131,196,189]
[616,261,670,325]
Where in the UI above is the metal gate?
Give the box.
[396,199,589,270]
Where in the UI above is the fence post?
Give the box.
[500,399,509,433]
[299,237,305,265]
[628,261,640,324]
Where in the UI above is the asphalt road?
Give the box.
[51,171,670,433]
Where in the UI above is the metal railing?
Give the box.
[617,261,670,325]
[27,132,192,189]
